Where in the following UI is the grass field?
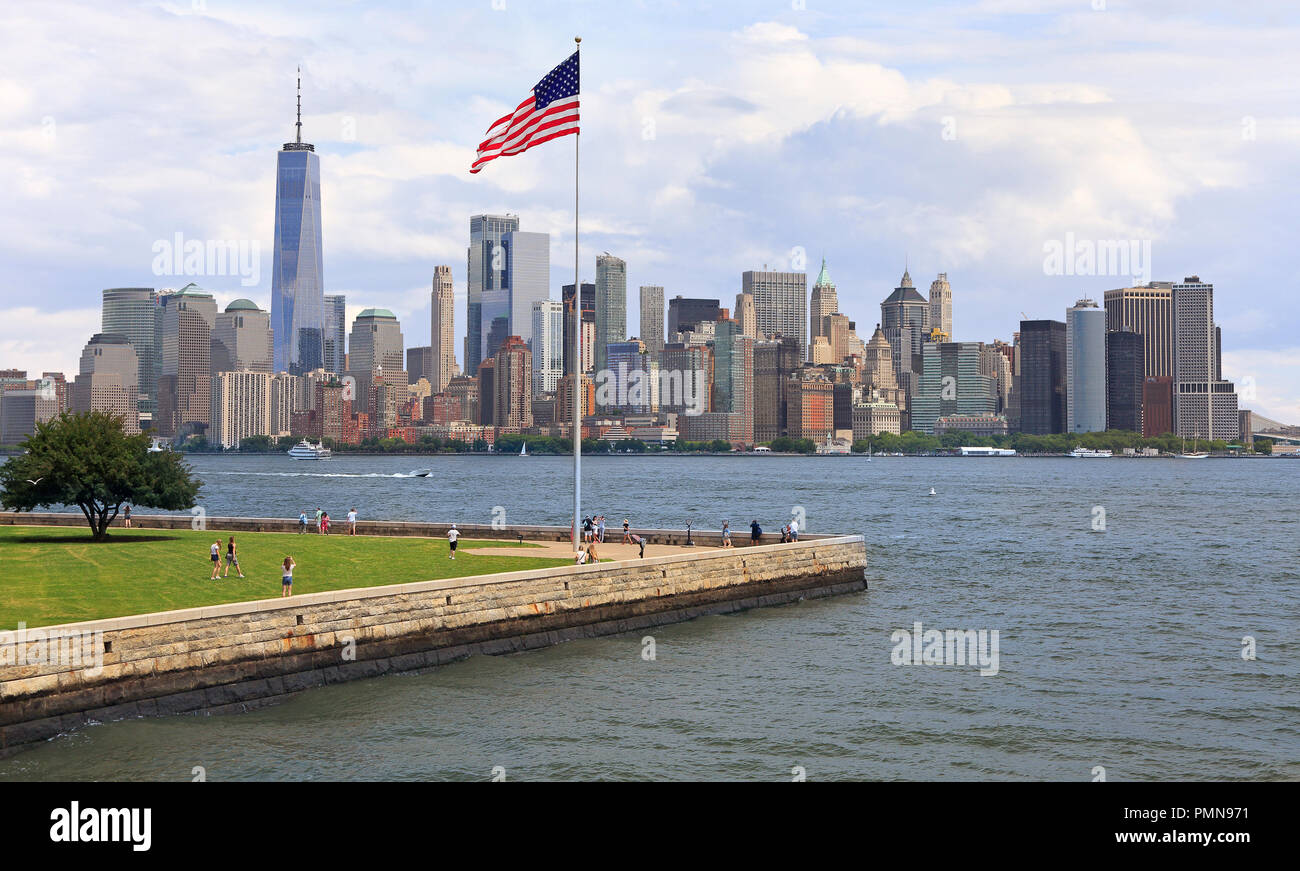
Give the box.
[0,526,571,628]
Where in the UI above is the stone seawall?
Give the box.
[0,512,827,548]
[0,534,867,755]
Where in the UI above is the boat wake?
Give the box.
[205,471,427,479]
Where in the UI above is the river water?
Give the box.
[2,454,1297,781]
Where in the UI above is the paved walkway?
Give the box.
[468,538,726,561]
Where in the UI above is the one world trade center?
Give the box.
[271,70,325,375]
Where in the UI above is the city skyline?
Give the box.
[1,2,1297,422]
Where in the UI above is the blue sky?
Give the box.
[1,0,1297,421]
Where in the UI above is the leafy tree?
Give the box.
[0,411,201,540]
[1254,438,1273,455]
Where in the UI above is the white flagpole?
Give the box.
[572,36,582,549]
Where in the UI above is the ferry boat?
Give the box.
[287,439,331,460]
[1069,447,1113,458]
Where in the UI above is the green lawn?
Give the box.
[0,526,570,628]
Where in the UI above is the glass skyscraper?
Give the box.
[271,75,325,375]
[324,294,346,374]
[101,287,159,427]
[467,214,519,375]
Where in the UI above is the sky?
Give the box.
[1,0,1297,422]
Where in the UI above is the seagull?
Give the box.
[26,477,43,485]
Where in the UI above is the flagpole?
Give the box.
[572,35,582,549]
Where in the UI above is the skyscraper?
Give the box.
[753,336,801,443]
[667,296,720,337]
[1106,331,1145,433]
[466,214,519,374]
[211,299,273,374]
[211,370,273,448]
[910,341,997,435]
[744,270,807,360]
[430,266,455,393]
[1065,299,1107,434]
[101,287,158,429]
[639,286,665,365]
[562,281,595,376]
[928,273,953,340]
[479,230,549,361]
[880,268,930,379]
[1172,277,1239,440]
[71,334,140,434]
[1103,283,1173,378]
[324,294,347,375]
[809,258,838,350]
[595,253,626,376]
[734,291,757,339]
[1017,319,1066,434]
[492,336,532,431]
[531,299,564,395]
[271,71,325,375]
[157,284,217,437]
[346,308,406,410]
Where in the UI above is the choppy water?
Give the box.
[2,454,1297,781]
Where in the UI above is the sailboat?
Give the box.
[867,442,873,461]
[520,441,528,457]
[1177,433,1209,459]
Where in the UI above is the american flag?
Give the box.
[470,51,580,174]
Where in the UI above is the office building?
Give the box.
[1066,299,1107,434]
[466,214,519,374]
[667,297,720,337]
[430,265,455,392]
[320,294,346,375]
[531,299,564,395]
[786,370,834,443]
[270,372,300,436]
[1172,277,1238,440]
[562,281,596,376]
[271,75,325,375]
[880,268,930,383]
[928,273,953,340]
[211,370,273,448]
[71,334,141,434]
[753,336,801,443]
[406,346,432,385]
[911,341,998,435]
[1103,283,1173,378]
[1017,319,1066,434]
[743,269,807,360]
[157,284,217,437]
[639,286,665,365]
[481,229,549,351]
[605,339,658,415]
[211,299,273,374]
[734,291,757,339]
[809,258,838,351]
[595,253,627,376]
[1143,376,1174,438]
[346,308,406,410]
[101,287,159,427]
[1106,331,1145,433]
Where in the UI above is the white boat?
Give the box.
[520,442,528,456]
[1177,435,1209,459]
[1069,447,1113,458]
[287,439,331,460]
[928,487,937,496]
[411,469,432,477]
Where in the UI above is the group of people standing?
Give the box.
[206,536,298,596]
[297,507,359,535]
[719,517,798,547]
[576,514,647,563]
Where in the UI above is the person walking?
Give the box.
[750,519,762,544]
[347,508,358,536]
[622,517,631,544]
[315,507,324,534]
[224,536,245,578]
[582,516,594,543]
[447,523,459,559]
[281,556,296,597]
[321,511,331,535]
[123,505,132,529]
[788,517,799,541]
[298,511,308,534]
[721,522,732,548]
[210,540,222,579]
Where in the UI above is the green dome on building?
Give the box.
[225,298,262,312]
[358,307,396,319]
